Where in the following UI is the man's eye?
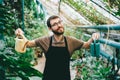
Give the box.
[51,20,62,27]
[53,23,57,26]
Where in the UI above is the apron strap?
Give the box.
[64,36,68,48]
[49,36,68,48]
[49,36,52,47]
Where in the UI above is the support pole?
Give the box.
[0,0,2,4]
[0,0,4,40]
[78,24,120,30]
[22,0,24,31]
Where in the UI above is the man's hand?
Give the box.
[82,33,100,49]
[92,33,100,40]
[15,28,24,36]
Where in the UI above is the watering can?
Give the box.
[15,34,28,53]
[90,40,100,58]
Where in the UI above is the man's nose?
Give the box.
[57,23,61,26]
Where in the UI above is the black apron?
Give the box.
[42,36,71,80]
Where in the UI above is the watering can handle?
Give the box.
[22,41,29,51]
[16,34,27,40]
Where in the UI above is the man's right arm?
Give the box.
[15,28,37,47]
[27,40,36,47]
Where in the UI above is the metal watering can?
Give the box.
[15,34,28,53]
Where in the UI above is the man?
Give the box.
[15,15,100,80]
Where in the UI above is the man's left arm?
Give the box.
[82,33,100,49]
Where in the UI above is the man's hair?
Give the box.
[47,15,60,28]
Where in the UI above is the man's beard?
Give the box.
[52,30,64,35]
[52,27,64,35]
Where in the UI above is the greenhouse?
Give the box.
[0,0,120,80]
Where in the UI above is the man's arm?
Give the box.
[27,40,36,47]
[15,28,36,47]
[82,33,100,49]
[82,38,93,49]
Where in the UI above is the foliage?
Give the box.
[0,4,20,36]
[0,8,47,80]
[102,0,120,16]
[0,20,47,79]
[24,0,46,20]
[0,40,43,80]
[0,0,117,79]
[0,0,47,79]
[63,0,115,24]
[72,56,112,80]
[0,0,46,36]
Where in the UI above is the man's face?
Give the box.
[50,18,64,35]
